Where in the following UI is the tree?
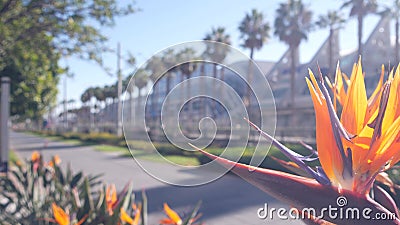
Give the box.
[80,87,94,105]
[238,9,270,60]
[145,52,176,124]
[341,0,377,56]
[204,27,231,81]
[93,86,106,110]
[102,85,116,119]
[133,69,149,113]
[0,39,60,123]
[177,48,198,81]
[316,10,346,78]
[239,9,270,109]
[203,27,231,117]
[0,0,136,120]
[176,48,199,120]
[161,49,179,94]
[123,74,136,122]
[274,0,312,105]
[0,0,136,68]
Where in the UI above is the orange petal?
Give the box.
[381,66,400,134]
[333,65,347,108]
[340,58,367,134]
[365,64,385,123]
[163,203,182,225]
[106,184,117,215]
[31,151,40,162]
[132,207,141,225]
[367,115,400,174]
[306,74,342,185]
[160,218,175,224]
[120,208,135,225]
[53,155,62,165]
[52,203,70,225]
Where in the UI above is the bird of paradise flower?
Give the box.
[192,59,400,225]
[52,203,87,225]
[160,202,203,225]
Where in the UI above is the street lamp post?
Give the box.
[0,77,10,174]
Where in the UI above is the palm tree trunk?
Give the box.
[357,14,363,56]
[290,46,298,126]
[151,80,157,127]
[90,100,94,129]
[220,67,225,82]
[200,63,206,117]
[396,16,399,63]
[212,64,217,117]
[329,27,334,80]
[246,48,254,113]
[166,75,171,93]
[130,92,134,123]
[137,88,141,119]
[290,46,296,106]
[187,73,192,125]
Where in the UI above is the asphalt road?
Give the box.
[10,131,303,225]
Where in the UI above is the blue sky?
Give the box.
[58,0,387,110]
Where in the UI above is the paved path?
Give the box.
[11,131,303,225]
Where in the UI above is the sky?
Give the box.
[57,0,391,112]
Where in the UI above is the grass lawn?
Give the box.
[94,142,292,168]
[26,130,316,170]
[95,144,201,166]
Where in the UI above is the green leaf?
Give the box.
[70,172,83,189]
[141,190,148,225]
[182,201,202,225]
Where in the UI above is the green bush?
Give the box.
[83,132,123,145]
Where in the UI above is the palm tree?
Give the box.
[80,87,94,105]
[102,85,115,121]
[380,0,400,63]
[316,10,346,78]
[177,48,198,80]
[203,27,231,81]
[162,49,179,94]
[176,48,198,120]
[203,27,231,117]
[274,0,312,105]
[134,69,149,115]
[239,9,270,108]
[80,87,95,128]
[145,56,165,116]
[341,0,377,56]
[93,86,106,109]
[123,75,135,122]
[239,9,270,60]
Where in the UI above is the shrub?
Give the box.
[0,152,202,225]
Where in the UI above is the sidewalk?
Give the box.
[10,131,303,225]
